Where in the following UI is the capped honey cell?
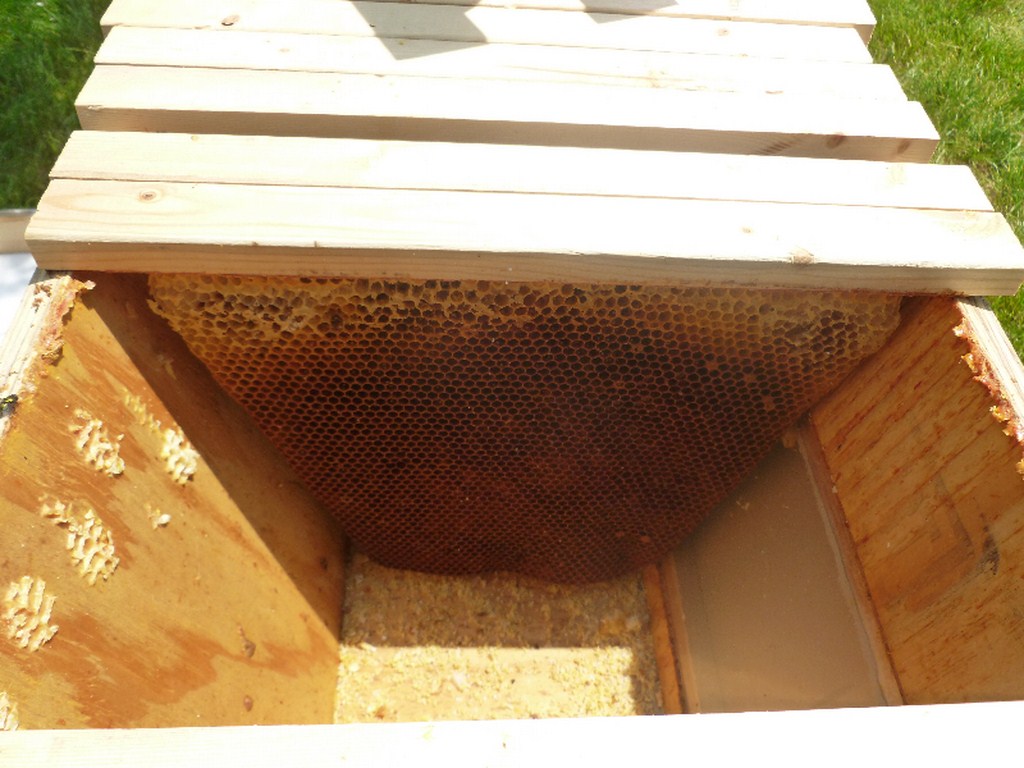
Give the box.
[149,276,900,583]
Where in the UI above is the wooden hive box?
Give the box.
[5,0,1024,762]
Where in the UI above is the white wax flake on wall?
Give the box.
[146,503,172,529]
[41,499,120,585]
[123,392,199,484]
[161,428,199,484]
[0,690,19,731]
[3,576,59,652]
[69,409,125,477]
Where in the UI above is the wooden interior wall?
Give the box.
[811,298,1024,703]
[0,274,345,728]
[665,443,896,712]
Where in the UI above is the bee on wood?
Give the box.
[0,394,17,418]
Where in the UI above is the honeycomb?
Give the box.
[148,276,901,583]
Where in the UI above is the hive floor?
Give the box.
[335,553,662,722]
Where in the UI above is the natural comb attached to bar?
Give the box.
[149,276,900,581]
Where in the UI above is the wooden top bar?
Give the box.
[32,133,1014,293]
[48,133,987,210]
[101,0,877,43]
[95,26,906,100]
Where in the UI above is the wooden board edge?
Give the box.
[953,297,1024,463]
[794,421,905,705]
[641,565,684,715]
[5,701,1024,766]
[653,556,701,713]
[96,0,876,42]
[70,65,940,159]
[48,132,990,213]
[357,0,877,37]
[96,0,873,61]
[0,272,93,444]
[25,181,1024,295]
[92,25,897,99]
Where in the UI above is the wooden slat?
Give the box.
[811,298,1024,703]
[52,132,990,212]
[26,179,1024,293]
[75,66,939,161]
[5,700,1024,766]
[349,0,877,43]
[94,26,903,100]
[98,0,874,62]
[0,273,345,727]
[102,0,877,42]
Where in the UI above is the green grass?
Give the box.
[868,0,1024,355]
[0,0,108,209]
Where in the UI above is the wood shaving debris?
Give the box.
[336,553,661,723]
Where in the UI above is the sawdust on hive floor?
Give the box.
[335,552,662,722]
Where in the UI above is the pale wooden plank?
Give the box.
[352,0,877,42]
[52,132,989,212]
[26,179,1024,293]
[0,273,345,727]
[811,298,1024,703]
[75,66,939,161]
[98,0,874,62]
[100,0,876,38]
[95,25,902,99]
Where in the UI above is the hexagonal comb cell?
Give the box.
[148,276,900,582]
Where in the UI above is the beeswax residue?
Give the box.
[69,409,125,477]
[41,499,120,585]
[0,691,20,731]
[161,428,199,484]
[3,576,59,651]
